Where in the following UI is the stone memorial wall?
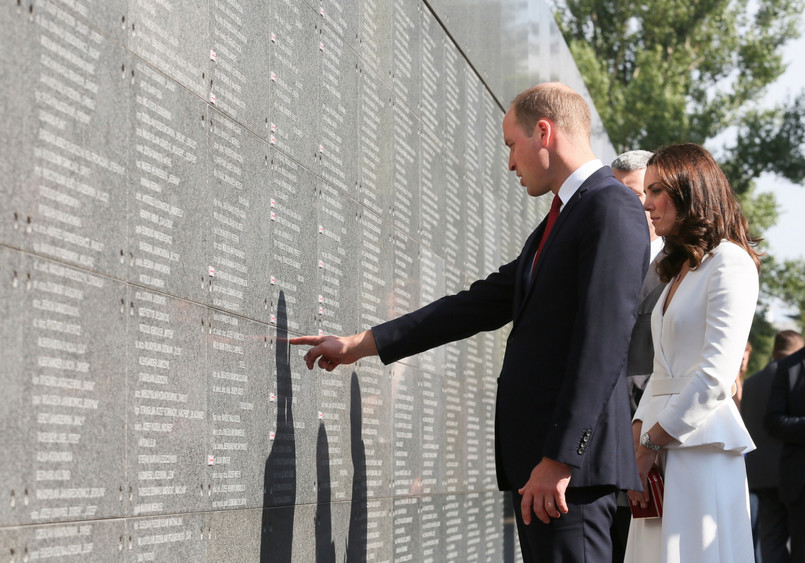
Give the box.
[0,0,613,560]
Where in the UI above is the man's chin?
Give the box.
[526,185,550,198]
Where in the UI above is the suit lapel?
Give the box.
[640,282,666,314]
[789,359,804,391]
[640,256,663,302]
[514,224,544,308]
[512,167,614,323]
[514,187,583,321]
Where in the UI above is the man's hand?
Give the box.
[289,330,378,371]
[518,457,572,524]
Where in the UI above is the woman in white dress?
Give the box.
[624,143,760,563]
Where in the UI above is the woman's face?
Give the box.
[643,165,679,237]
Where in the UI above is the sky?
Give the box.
[755,16,805,263]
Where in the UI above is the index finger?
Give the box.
[289,335,325,346]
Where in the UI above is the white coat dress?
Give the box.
[624,241,759,563]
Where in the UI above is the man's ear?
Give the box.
[535,119,553,146]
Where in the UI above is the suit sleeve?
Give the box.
[541,187,649,466]
[372,258,518,365]
[765,357,805,444]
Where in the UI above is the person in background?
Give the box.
[611,150,665,415]
[624,143,760,563]
[609,149,665,563]
[743,330,804,563]
[765,340,805,563]
[292,82,649,562]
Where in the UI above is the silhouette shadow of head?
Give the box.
[316,422,336,563]
[260,291,296,562]
[346,371,368,562]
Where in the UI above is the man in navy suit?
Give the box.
[766,344,805,563]
[292,82,648,562]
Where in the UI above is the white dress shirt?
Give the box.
[556,159,604,212]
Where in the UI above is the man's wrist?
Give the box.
[354,329,378,359]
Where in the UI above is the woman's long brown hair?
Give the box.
[647,143,761,283]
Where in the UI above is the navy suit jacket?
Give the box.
[372,166,648,491]
[765,347,805,503]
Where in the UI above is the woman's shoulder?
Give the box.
[707,240,757,269]
[699,241,759,295]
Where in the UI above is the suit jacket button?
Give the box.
[584,430,592,437]
[577,447,584,455]
[582,436,589,443]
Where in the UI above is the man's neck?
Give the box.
[552,146,597,192]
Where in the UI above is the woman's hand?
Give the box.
[627,423,672,508]
[628,446,658,508]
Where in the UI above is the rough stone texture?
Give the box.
[0,0,614,560]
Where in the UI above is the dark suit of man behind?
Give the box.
[744,359,788,562]
[292,83,648,562]
[625,260,665,412]
[765,347,805,563]
[742,330,803,563]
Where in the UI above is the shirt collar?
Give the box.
[650,237,664,263]
[556,159,603,212]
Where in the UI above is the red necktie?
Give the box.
[530,195,562,279]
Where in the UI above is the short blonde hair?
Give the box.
[510,82,591,140]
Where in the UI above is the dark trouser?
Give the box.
[512,486,617,563]
[610,494,631,563]
[789,491,805,563]
[755,487,789,563]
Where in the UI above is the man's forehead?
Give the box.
[501,110,517,142]
[613,168,647,193]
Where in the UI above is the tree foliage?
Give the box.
[554,0,805,332]
[554,0,804,158]
[764,256,805,328]
[746,305,777,374]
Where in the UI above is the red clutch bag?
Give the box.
[630,467,664,519]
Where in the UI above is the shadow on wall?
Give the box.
[346,372,368,562]
[260,291,369,561]
[316,423,336,562]
[312,374,371,563]
[260,291,295,562]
